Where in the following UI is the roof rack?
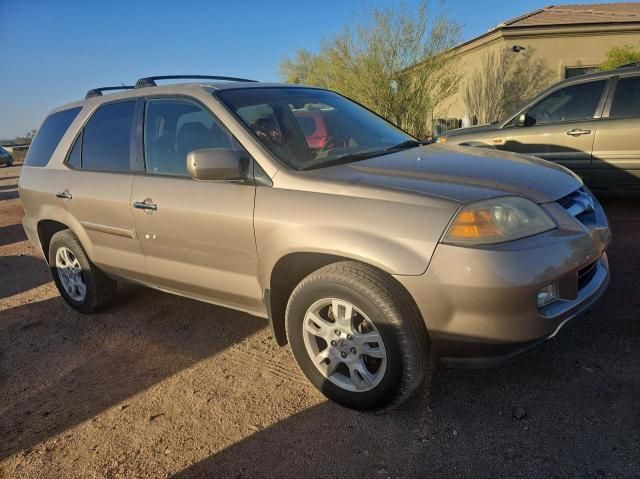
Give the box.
[135,75,257,88]
[617,62,640,69]
[85,85,135,99]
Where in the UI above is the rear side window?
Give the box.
[609,77,640,118]
[82,101,135,171]
[67,131,82,168]
[25,107,81,167]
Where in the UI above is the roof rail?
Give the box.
[617,62,640,69]
[85,85,135,99]
[135,75,257,88]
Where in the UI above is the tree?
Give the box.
[598,45,640,71]
[279,1,461,139]
[463,47,554,124]
[463,49,514,124]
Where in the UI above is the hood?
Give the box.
[440,123,502,137]
[307,144,582,204]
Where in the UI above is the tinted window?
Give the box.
[67,131,82,168]
[25,107,81,167]
[82,101,135,171]
[610,77,640,118]
[527,80,606,125]
[144,98,232,176]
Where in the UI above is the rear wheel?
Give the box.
[48,229,117,313]
[286,261,429,410]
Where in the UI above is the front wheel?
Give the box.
[285,261,429,410]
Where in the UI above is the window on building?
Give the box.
[565,66,597,79]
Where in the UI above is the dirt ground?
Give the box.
[0,164,639,478]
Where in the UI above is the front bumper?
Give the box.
[395,194,611,368]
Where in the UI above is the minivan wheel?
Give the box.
[48,229,117,313]
[285,261,429,410]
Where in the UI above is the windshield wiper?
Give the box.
[299,149,385,171]
[299,140,430,171]
[384,139,430,151]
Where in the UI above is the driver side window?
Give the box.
[526,80,606,125]
[144,98,233,176]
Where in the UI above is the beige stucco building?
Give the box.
[435,3,640,131]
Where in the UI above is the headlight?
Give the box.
[443,196,556,245]
[436,136,448,144]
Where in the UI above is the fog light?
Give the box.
[537,283,559,308]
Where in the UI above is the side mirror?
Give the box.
[186,148,242,181]
[517,113,536,127]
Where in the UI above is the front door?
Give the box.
[130,97,262,313]
[504,79,608,179]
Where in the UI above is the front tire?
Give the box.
[285,261,429,410]
[48,229,117,313]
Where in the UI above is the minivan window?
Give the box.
[609,76,640,118]
[82,101,135,171]
[24,107,82,167]
[67,131,82,168]
[527,80,606,125]
[144,98,232,176]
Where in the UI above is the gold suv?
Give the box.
[19,75,611,409]
[437,65,640,190]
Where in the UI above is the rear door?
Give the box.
[504,79,608,179]
[591,74,640,188]
[130,96,262,313]
[60,100,147,281]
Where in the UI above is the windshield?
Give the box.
[216,87,415,170]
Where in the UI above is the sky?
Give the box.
[0,0,612,139]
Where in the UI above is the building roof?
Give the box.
[497,3,640,29]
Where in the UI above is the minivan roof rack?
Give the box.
[135,75,257,88]
[85,85,135,99]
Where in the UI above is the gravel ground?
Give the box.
[0,164,639,478]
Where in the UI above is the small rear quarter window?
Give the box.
[25,107,82,167]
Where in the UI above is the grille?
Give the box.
[557,187,596,219]
[578,261,598,290]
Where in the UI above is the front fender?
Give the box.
[254,186,457,288]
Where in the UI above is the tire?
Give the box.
[48,229,117,313]
[285,261,429,410]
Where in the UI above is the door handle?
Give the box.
[133,200,158,212]
[566,128,591,137]
[55,190,72,200]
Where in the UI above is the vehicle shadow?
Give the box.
[171,195,640,478]
[0,284,266,460]
[498,141,640,190]
[0,254,50,299]
[0,189,19,202]
[0,223,27,248]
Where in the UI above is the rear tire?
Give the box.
[285,261,429,410]
[48,229,117,313]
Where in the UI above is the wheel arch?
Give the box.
[36,214,92,264]
[266,252,425,347]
